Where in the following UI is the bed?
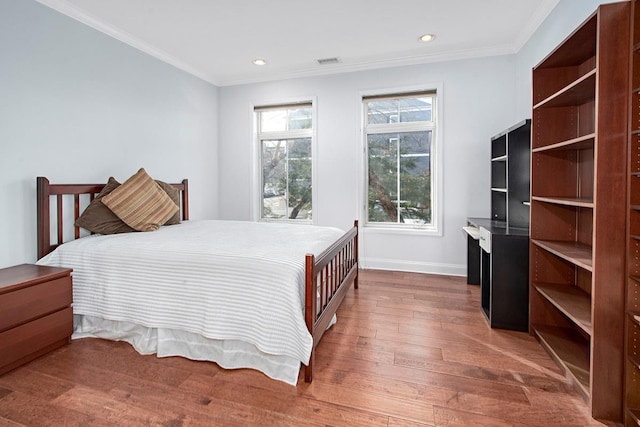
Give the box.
[35,176,358,385]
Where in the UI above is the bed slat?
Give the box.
[56,194,63,246]
[74,194,80,240]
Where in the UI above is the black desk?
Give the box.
[465,217,529,332]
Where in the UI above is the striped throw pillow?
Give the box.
[102,168,179,232]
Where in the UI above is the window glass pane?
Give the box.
[367,134,399,223]
[260,110,287,132]
[399,97,432,123]
[288,108,312,130]
[287,138,312,219]
[262,138,312,220]
[260,107,312,132]
[368,131,431,224]
[399,131,431,224]
[262,140,286,219]
[367,96,432,124]
[367,100,399,125]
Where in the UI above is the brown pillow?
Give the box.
[155,180,181,225]
[102,168,178,232]
[75,177,136,235]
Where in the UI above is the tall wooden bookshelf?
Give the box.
[529,2,629,422]
[626,1,640,425]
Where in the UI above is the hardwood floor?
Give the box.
[0,269,611,426]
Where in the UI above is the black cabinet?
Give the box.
[464,120,531,331]
[490,119,531,228]
[468,218,529,331]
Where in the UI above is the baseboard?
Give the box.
[361,257,466,277]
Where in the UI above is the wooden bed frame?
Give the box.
[36,176,358,383]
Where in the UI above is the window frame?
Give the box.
[360,86,443,235]
[252,98,317,224]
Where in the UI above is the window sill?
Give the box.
[259,218,313,225]
[363,224,441,237]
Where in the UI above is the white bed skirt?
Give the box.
[73,314,304,385]
[73,313,336,385]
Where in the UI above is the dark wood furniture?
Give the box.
[35,176,358,383]
[465,120,531,331]
[627,1,640,425]
[529,2,629,422]
[490,119,531,228]
[467,218,529,332]
[0,264,73,375]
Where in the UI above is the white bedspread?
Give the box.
[36,220,345,385]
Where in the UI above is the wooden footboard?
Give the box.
[304,220,359,382]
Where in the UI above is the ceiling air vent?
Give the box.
[316,57,341,65]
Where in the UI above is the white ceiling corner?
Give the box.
[513,0,560,51]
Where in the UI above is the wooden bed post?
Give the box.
[36,177,50,260]
[303,220,359,383]
[353,220,359,290]
[304,253,315,382]
[181,179,190,221]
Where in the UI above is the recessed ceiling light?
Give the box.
[419,34,436,42]
[253,59,267,66]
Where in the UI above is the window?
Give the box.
[363,92,437,228]
[255,103,313,221]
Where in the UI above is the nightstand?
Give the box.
[0,264,73,375]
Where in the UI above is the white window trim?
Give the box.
[357,84,444,236]
[250,96,318,224]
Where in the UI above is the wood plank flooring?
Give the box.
[0,269,612,426]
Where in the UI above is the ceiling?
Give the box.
[36,0,560,87]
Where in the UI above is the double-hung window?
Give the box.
[363,91,437,229]
[255,103,313,221]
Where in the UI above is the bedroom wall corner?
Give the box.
[0,0,220,268]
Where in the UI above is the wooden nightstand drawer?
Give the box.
[0,307,73,373]
[0,264,73,375]
[0,276,72,332]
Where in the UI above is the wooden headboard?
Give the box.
[36,177,189,260]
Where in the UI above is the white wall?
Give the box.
[219,57,517,275]
[0,0,219,268]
